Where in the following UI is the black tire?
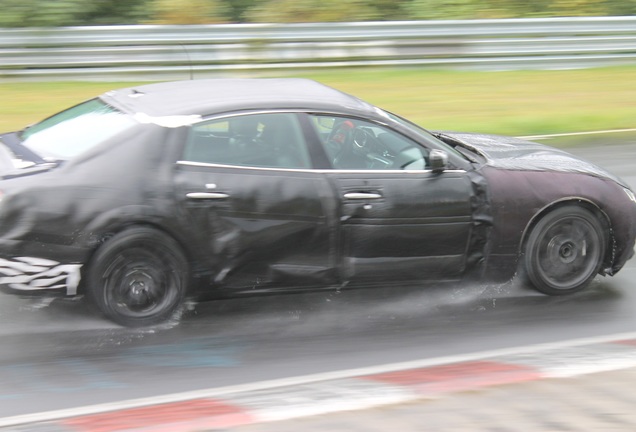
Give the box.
[87,227,188,327]
[523,205,606,296]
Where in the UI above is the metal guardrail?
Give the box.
[1,17,635,80]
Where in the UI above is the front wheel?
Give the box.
[87,227,189,327]
[523,206,606,295]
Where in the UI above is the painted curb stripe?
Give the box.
[497,342,636,378]
[6,330,636,429]
[9,334,636,431]
[61,399,254,432]
[222,378,417,423]
[362,360,542,395]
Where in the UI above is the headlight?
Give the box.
[624,187,636,204]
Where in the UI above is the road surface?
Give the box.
[0,135,634,420]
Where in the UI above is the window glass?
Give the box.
[309,115,429,170]
[21,99,137,161]
[378,109,466,159]
[184,113,311,169]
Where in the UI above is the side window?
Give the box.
[309,115,429,170]
[183,113,312,169]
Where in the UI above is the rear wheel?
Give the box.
[87,227,188,327]
[523,206,606,295]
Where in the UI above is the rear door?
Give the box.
[175,112,338,292]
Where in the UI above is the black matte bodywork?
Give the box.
[437,132,636,280]
[0,78,634,305]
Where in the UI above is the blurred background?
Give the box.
[0,0,635,137]
[0,0,635,26]
[1,2,636,430]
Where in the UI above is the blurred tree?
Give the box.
[486,0,552,17]
[605,0,636,15]
[0,0,634,27]
[404,0,635,19]
[0,0,85,27]
[226,0,257,22]
[244,0,381,22]
[0,0,150,27]
[79,0,151,25]
[404,0,484,20]
[370,0,411,21]
[147,0,230,24]
[548,0,606,16]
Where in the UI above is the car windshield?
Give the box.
[378,109,466,159]
[20,98,137,161]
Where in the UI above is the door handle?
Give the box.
[343,192,382,200]
[186,192,230,200]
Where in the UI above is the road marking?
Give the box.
[222,379,416,422]
[498,343,636,378]
[518,128,636,140]
[4,330,636,428]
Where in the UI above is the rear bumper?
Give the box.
[0,256,82,296]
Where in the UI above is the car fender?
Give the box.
[480,166,636,281]
[518,197,614,274]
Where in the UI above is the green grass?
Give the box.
[1,66,635,137]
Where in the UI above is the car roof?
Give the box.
[100,78,377,118]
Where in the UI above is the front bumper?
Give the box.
[0,256,82,296]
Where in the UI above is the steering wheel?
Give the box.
[353,127,394,168]
[327,121,395,169]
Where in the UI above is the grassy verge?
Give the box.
[0,66,634,137]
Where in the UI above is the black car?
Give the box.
[0,79,634,326]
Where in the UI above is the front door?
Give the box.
[307,114,475,285]
[331,171,474,283]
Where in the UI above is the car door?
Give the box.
[174,112,338,292]
[307,114,475,285]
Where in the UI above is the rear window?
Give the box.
[21,99,137,160]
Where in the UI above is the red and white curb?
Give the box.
[5,332,636,431]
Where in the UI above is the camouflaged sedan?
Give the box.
[0,79,634,326]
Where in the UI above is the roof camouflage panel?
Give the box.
[100,78,375,118]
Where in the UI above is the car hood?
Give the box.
[438,131,629,188]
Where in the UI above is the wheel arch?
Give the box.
[518,197,615,274]
[78,220,198,295]
[82,223,193,327]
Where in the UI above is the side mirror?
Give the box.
[429,149,449,173]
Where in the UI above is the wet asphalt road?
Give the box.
[0,135,635,419]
